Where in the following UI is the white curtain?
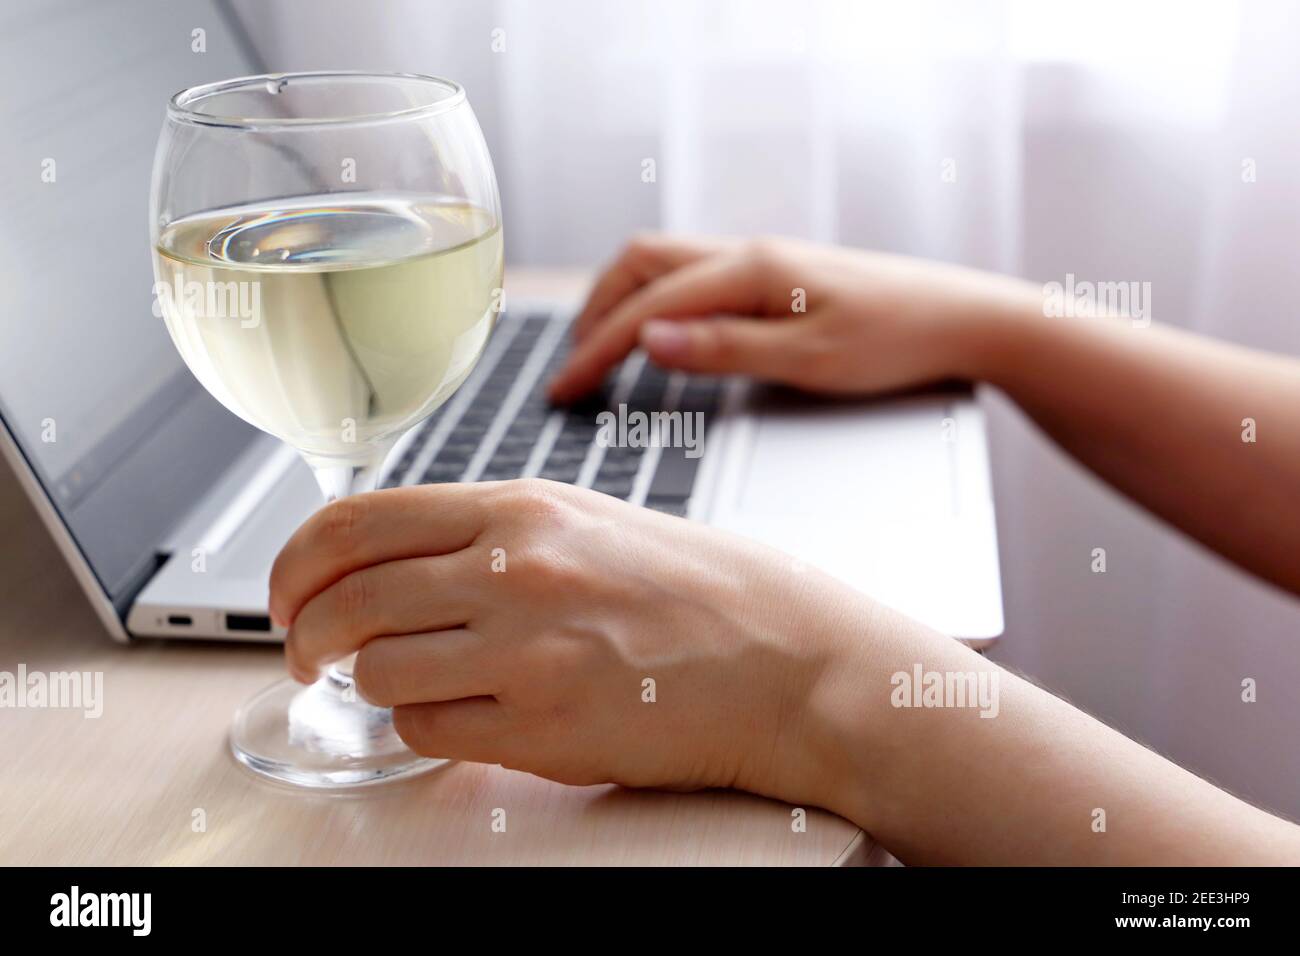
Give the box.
[237,0,1300,816]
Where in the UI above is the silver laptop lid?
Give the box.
[0,0,263,617]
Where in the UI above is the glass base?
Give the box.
[230,670,449,789]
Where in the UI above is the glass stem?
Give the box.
[301,444,394,686]
[304,451,387,504]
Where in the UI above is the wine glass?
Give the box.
[150,72,502,788]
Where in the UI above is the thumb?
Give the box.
[639,317,804,380]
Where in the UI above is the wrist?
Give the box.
[726,567,884,824]
[785,594,990,837]
[759,587,931,833]
[944,276,1044,386]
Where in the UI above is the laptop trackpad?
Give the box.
[736,391,959,519]
[705,389,1002,639]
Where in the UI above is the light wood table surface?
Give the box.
[0,269,877,866]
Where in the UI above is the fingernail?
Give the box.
[641,320,689,361]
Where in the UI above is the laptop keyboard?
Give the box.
[382,310,721,517]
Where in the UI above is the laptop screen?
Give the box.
[0,0,262,611]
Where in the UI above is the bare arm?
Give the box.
[549,234,1300,596]
[543,234,1300,861]
[267,484,1300,866]
[978,310,1300,594]
[806,597,1300,865]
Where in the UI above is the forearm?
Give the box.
[965,301,1300,594]
[800,285,1300,862]
[804,601,1300,865]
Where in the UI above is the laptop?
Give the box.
[0,0,1004,648]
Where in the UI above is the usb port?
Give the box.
[226,613,272,633]
[167,614,193,626]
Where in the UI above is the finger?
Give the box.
[285,552,481,680]
[640,316,809,380]
[392,697,513,764]
[572,234,732,341]
[353,630,497,707]
[269,483,487,628]
[548,252,763,402]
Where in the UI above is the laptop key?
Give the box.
[539,463,583,484]
[647,446,704,499]
[646,498,689,517]
[438,444,479,465]
[592,476,636,499]
[492,449,531,468]
[495,434,536,455]
[421,461,464,483]
[394,312,718,508]
[597,450,643,478]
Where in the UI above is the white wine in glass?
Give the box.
[150,73,503,788]
[156,196,500,464]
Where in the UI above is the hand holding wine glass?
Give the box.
[150,72,502,788]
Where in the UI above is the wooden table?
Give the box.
[0,270,877,866]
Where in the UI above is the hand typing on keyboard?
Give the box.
[546,232,1039,403]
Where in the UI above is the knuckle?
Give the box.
[625,231,661,258]
[698,324,735,364]
[517,542,581,590]
[746,235,784,266]
[335,568,373,624]
[318,495,368,556]
[507,478,571,518]
[492,481,599,591]
[509,533,605,603]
